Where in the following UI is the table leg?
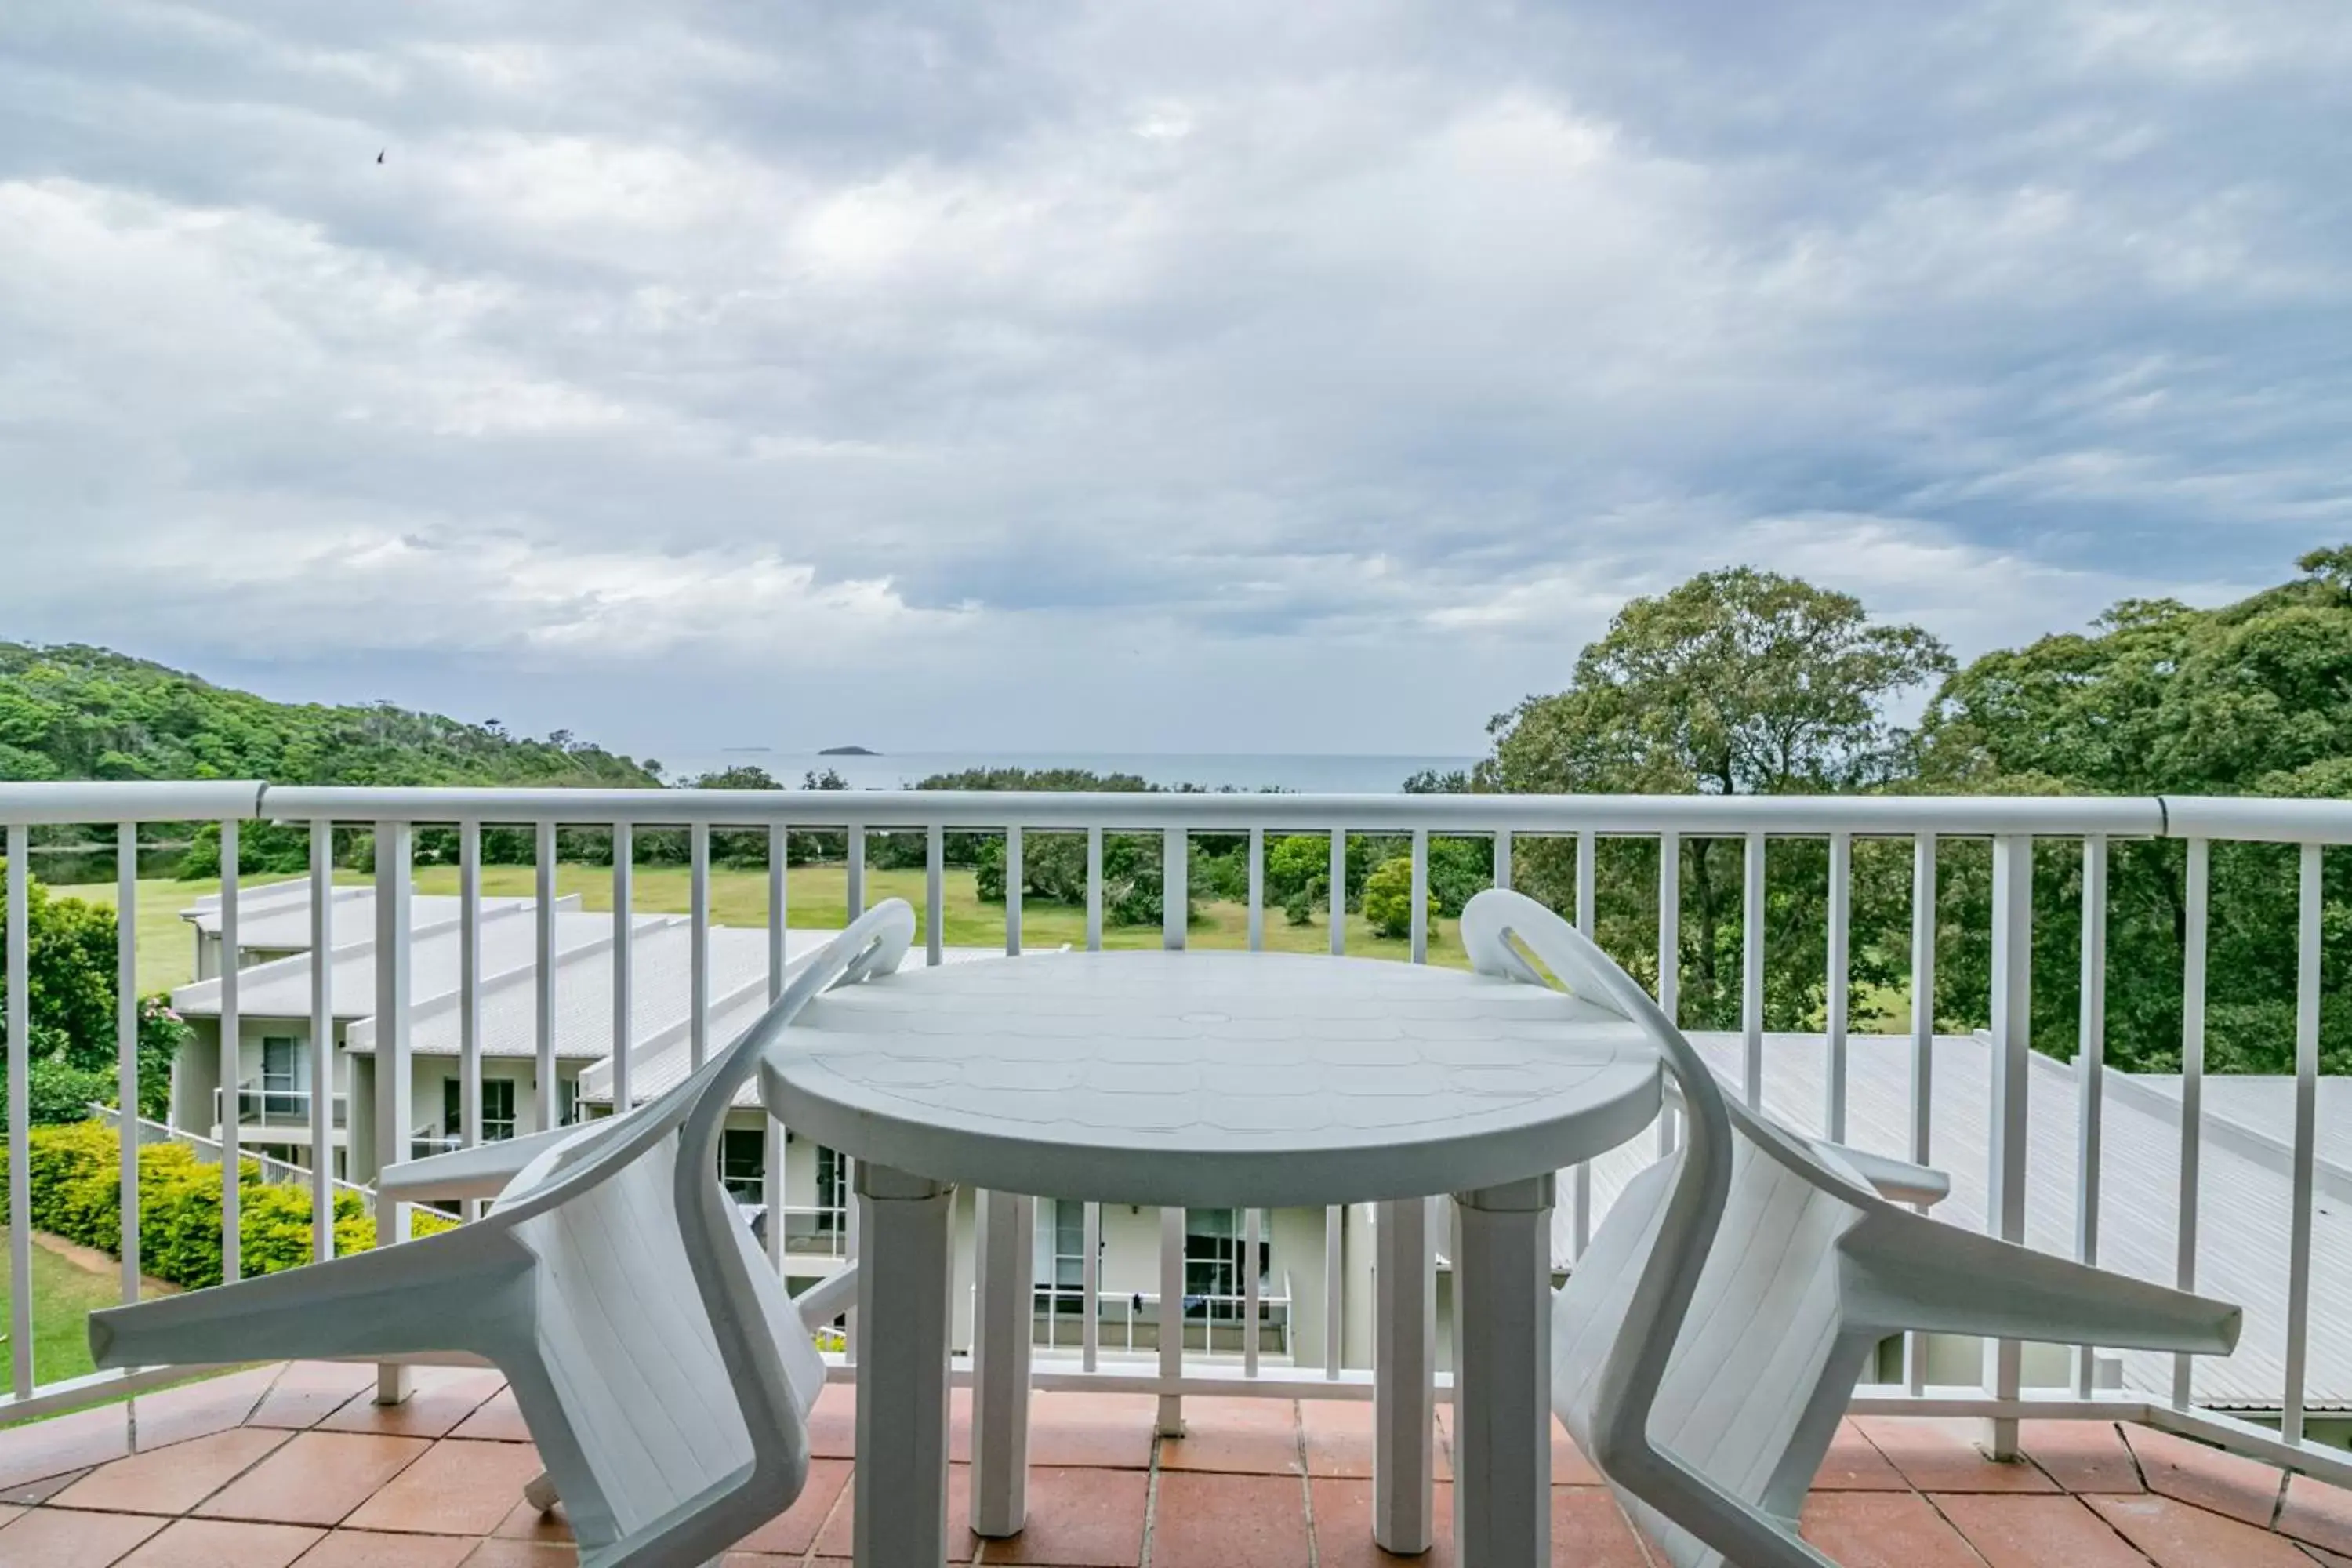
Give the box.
[1374,1196,1437,1555]
[853,1161,955,1568]
[971,1189,1034,1538]
[1453,1175,1555,1568]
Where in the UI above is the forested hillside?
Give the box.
[0,642,658,788]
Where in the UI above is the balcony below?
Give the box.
[0,1362,2344,1566]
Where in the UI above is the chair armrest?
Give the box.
[793,1267,858,1331]
[1815,1143,1951,1207]
[376,1127,580,1203]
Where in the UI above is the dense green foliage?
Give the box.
[0,1121,452,1290]
[0,870,187,1120]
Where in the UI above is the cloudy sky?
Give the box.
[3,2,2348,759]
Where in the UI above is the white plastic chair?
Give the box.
[91,900,916,1568]
[1459,889,2243,1568]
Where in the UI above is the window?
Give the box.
[557,1076,579,1127]
[443,1079,517,1142]
[1052,1200,1086,1291]
[718,1128,764,1204]
[815,1146,845,1234]
[260,1036,299,1118]
[1183,1209,1265,1320]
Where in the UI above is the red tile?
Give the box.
[1155,1399,1301,1475]
[1812,1420,1911,1491]
[1798,1493,1984,1568]
[130,1367,284,1451]
[197,1432,432,1528]
[975,1465,1149,1566]
[115,1518,323,1568]
[489,1499,570,1546]
[54,1427,292,1515]
[249,1365,381,1431]
[318,1370,506,1442]
[1855,1417,2056,1494]
[343,1439,547,1537]
[2120,1425,2285,1526]
[2018,1421,2142,1494]
[1933,1492,2149,1568]
[2279,1474,2352,1557]
[1309,1476,1452,1566]
[2303,1545,2352,1568]
[445,1392,530,1446]
[732,1457,850,1556]
[1550,1489,1651,1568]
[0,1466,93,1504]
[1299,1401,1450,1483]
[0,1507,166,1568]
[817,1461,972,1557]
[292,1532,477,1568]
[1146,1471,1308,1568]
[808,1382,855,1461]
[0,1509,18,1534]
[0,1402,131,1490]
[451,1546,572,1567]
[2087,1493,2312,1567]
[1027,1392,1156,1470]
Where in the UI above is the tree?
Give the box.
[1479,568,1952,1029]
[1362,856,1436,939]
[1914,546,2352,1073]
[0,868,186,1121]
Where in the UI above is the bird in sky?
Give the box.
[376,149,385,164]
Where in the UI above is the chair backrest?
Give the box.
[1461,890,1849,1568]
[480,901,914,1566]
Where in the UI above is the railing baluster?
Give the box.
[926,825,945,966]
[1574,829,1594,929]
[1163,827,1186,952]
[1984,833,2033,1457]
[2173,838,2208,1408]
[1743,829,1765,1112]
[1081,1201,1102,1372]
[847,823,866,916]
[2074,834,2109,1396]
[1329,829,1346,955]
[1496,828,1515,895]
[1657,830,1679,1156]
[1410,829,1430,964]
[1573,824,1595,1254]
[1826,830,1851,1142]
[1906,833,1939,1388]
[2286,842,2323,1446]
[535,820,557,1130]
[767,823,785,989]
[310,820,335,1258]
[612,823,633,1121]
[690,821,710,1070]
[1085,828,1103,952]
[1158,1206,1185,1435]
[373,820,413,1406]
[219,821,241,1284]
[1323,1204,1343,1377]
[118,823,143,1298]
[1006,826,1023,957]
[8,824,31,1397]
[1247,827,1265,952]
[763,821,785,1272]
[1244,1207,1262,1378]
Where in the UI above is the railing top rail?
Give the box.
[249,785,2166,837]
[0,780,264,825]
[2161,795,2352,845]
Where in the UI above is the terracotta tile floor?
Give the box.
[0,1363,2343,1565]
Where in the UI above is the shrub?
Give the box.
[0,1120,452,1291]
[1362,856,1436,941]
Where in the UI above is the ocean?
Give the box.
[656,750,1479,795]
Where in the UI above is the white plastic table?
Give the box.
[760,949,1661,1567]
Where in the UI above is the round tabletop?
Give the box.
[758,949,1661,1208]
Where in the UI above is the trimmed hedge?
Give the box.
[0,1121,452,1291]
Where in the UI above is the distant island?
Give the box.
[819,745,878,756]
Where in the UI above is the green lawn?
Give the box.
[0,1232,129,1389]
[54,864,1469,989]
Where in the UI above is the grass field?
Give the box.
[0,1231,128,1388]
[53,863,1468,989]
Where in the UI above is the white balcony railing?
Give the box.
[5,780,2351,1491]
[212,1082,349,1134]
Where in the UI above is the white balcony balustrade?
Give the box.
[0,779,2347,1497]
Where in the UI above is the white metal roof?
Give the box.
[181,881,550,949]
[1564,1031,2352,1414]
[171,904,631,1022]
